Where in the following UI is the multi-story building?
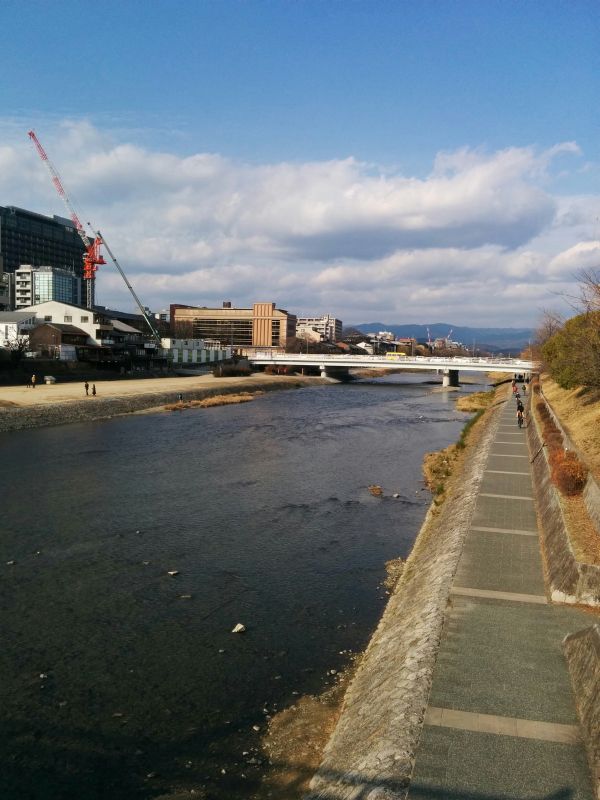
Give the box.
[0,263,9,310]
[171,302,297,352]
[296,314,342,343]
[0,206,85,277]
[13,265,81,309]
[21,301,168,366]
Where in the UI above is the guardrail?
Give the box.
[249,352,537,370]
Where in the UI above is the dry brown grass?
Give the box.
[423,446,457,503]
[455,390,495,412]
[164,392,262,411]
[487,372,511,383]
[258,660,359,800]
[541,377,600,480]
[559,493,600,565]
[0,399,19,408]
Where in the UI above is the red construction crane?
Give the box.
[28,130,105,309]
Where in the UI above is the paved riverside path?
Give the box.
[407,397,595,800]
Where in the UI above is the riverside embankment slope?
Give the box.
[0,373,326,433]
[308,389,595,800]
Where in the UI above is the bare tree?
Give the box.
[577,267,600,313]
[2,329,30,365]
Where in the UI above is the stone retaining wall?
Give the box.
[0,377,319,434]
[563,625,600,800]
[527,400,600,606]
[306,397,503,799]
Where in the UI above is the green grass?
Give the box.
[456,408,485,450]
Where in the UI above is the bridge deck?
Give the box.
[249,353,536,374]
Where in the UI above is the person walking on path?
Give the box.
[26,375,31,388]
[91,384,97,397]
[31,374,36,389]
[84,381,89,396]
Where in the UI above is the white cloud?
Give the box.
[0,119,596,325]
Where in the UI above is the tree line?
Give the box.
[537,269,600,389]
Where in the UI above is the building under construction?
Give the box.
[0,205,86,277]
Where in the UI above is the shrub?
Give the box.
[544,431,564,450]
[550,450,589,496]
[212,363,251,378]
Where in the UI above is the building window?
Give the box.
[44,315,52,322]
[80,316,89,323]
[64,316,72,323]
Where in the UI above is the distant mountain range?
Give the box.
[351,322,535,352]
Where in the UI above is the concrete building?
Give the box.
[171,302,297,352]
[0,206,85,278]
[0,311,37,349]
[296,314,342,343]
[21,301,168,367]
[161,338,232,366]
[28,322,89,361]
[13,264,81,309]
[0,265,10,310]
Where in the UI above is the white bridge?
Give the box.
[249,353,537,386]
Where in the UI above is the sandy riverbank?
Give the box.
[0,373,326,433]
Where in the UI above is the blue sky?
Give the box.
[1,0,599,325]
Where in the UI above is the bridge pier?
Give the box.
[442,369,459,388]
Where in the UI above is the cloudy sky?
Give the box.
[1,1,599,327]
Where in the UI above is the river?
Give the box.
[0,374,483,799]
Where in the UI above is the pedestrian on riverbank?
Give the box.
[26,375,31,388]
[31,374,36,389]
[92,384,96,397]
[178,393,183,403]
[84,381,89,396]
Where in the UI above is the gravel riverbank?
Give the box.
[0,374,325,433]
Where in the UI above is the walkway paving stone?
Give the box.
[408,394,595,799]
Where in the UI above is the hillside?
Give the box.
[352,322,534,352]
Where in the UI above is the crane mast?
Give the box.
[28,130,105,309]
[28,130,161,343]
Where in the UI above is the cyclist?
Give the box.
[517,408,524,428]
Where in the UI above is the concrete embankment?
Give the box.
[0,374,325,433]
[306,392,504,798]
[527,392,600,606]
[527,390,600,798]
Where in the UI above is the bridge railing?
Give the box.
[249,351,536,369]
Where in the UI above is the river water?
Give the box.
[0,375,483,799]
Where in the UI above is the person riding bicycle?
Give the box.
[517,408,524,427]
[516,399,524,413]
